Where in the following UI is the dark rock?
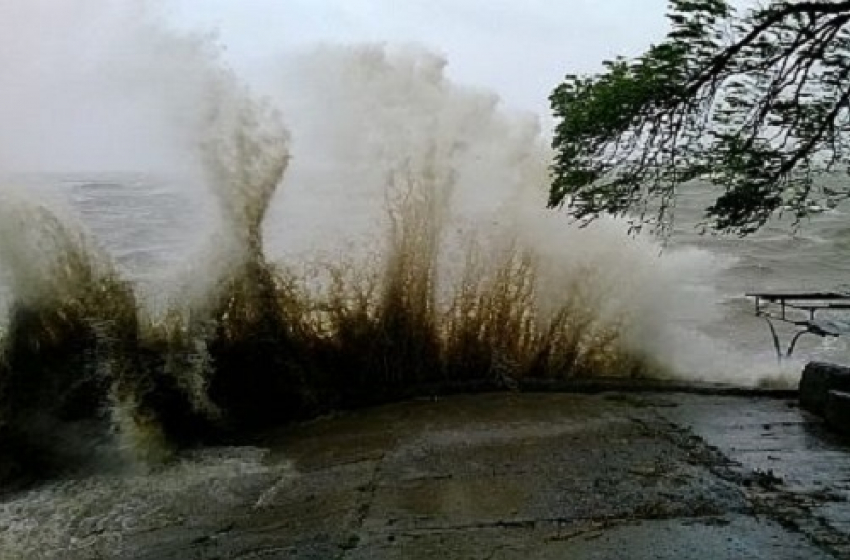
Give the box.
[824,390,850,435]
[799,362,850,415]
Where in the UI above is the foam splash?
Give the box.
[0,446,287,558]
[0,3,793,485]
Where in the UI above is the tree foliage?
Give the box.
[550,0,850,235]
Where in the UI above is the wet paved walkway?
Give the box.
[2,392,849,559]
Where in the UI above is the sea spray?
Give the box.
[0,192,172,475]
[0,7,792,490]
[259,45,659,383]
[185,79,310,430]
[308,163,451,404]
[0,1,238,472]
[263,45,781,386]
[260,45,550,262]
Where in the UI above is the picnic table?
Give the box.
[746,291,850,361]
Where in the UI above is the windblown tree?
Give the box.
[550,0,850,235]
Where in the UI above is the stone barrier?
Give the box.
[825,390,850,435]
[799,362,850,414]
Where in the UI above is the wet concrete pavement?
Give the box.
[2,392,849,559]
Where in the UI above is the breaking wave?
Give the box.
[0,2,778,486]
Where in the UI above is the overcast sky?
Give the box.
[167,1,671,119]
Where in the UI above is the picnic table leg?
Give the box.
[761,317,784,364]
[786,330,809,358]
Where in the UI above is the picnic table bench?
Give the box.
[746,291,850,361]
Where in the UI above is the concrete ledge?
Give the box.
[825,390,850,435]
[799,362,850,414]
[5,393,848,560]
[411,377,798,399]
